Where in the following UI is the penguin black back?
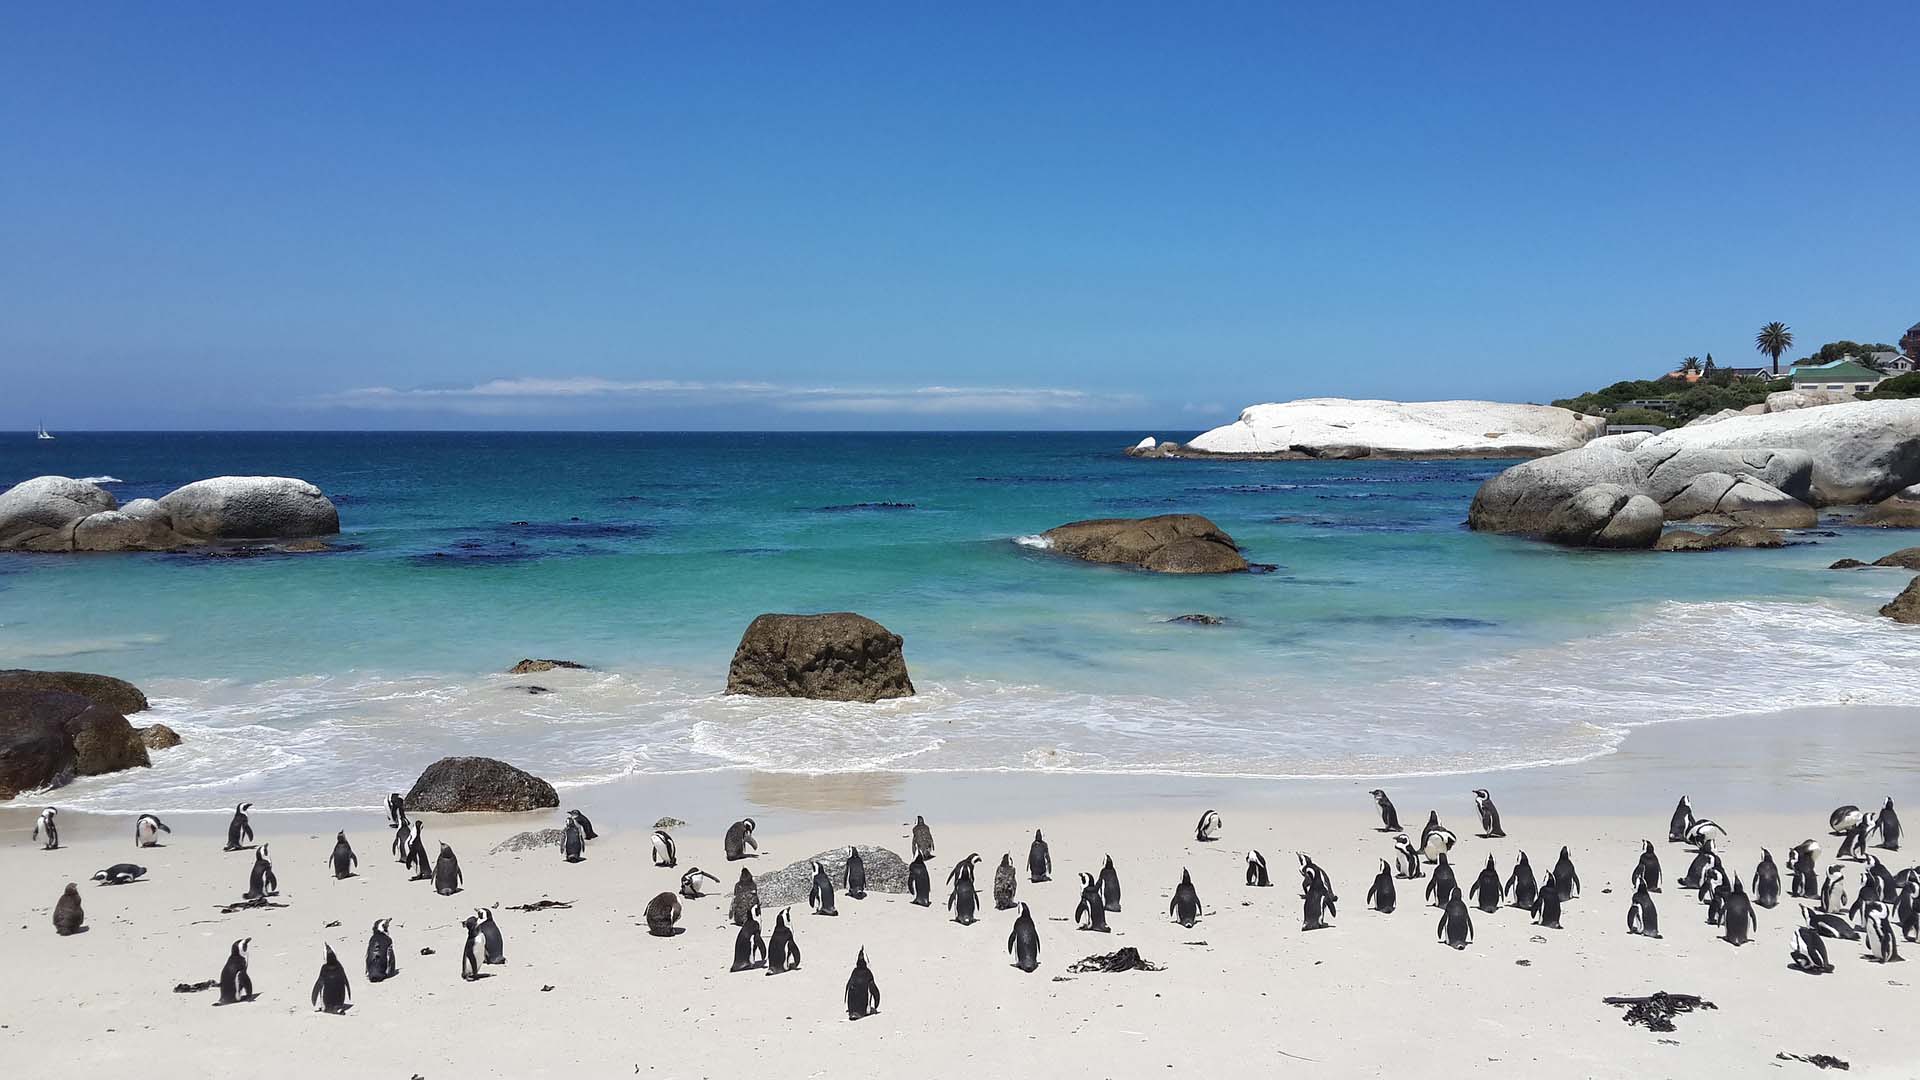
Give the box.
[1169,868,1202,928]
[1437,891,1472,949]
[1469,855,1502,913]
[311,944,351,1012]
[947,855,979,925]
[732,914,766,972]
[908,853,931,906]
[1504,852,1538,909]
[245,844,277,900]
[52,883,84,935]
[1075,872,1109,932]
[562,818,587,863]
[1007,902,1041,972]
[1633,840,1661,893]
[219,937,254,1004]
[1627,884,1660,939]
[1366,859,1396,913]
[844,847,867,900]
[809,861,839,917]
[366,919,397,982]
[993,854,1017,910]
[845,948,880,1019]
[433,842,463,896]
[1552,846,1581,898]
[1425,853,1456,908]
[1879,797,1902,851]
[730,868,760,926]
[1531,878,1562,929]
[1753,849,1781,908]
[329,831,357,879]
[1027,829,1051,882]
[1098,855,1122,913]
[767,908,801,973]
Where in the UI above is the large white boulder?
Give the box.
[1636,399,1920,505]
[0,474,339,551]
[0,476,116,551]
[1185,398,1606,457]
[72,499,187,552]
[157,476,340,540]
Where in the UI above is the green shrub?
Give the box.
[1865,372,1920,399]
[1606,408,1672,427]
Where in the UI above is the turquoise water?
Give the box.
[4,432,1917,810]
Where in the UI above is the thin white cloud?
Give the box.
[317,378,1136,416]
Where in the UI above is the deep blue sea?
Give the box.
[4,431,1917,811]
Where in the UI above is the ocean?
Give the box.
[4,431,1917,812]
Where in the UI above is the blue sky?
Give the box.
[3,3,1917,431]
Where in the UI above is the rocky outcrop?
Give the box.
[1542,484,1666,548]
[1687,405,1768,427]
[403,756,558,813]
[507,659,587,674]
[1131,399,1605,460]
[137,723,182,750]
[1651,472,1817,528]
[1654,527,1786,552]
[0,670,148,714]
[0,475,340,553]
[1858,485,1920,528]
[1882,577,1920,625]
[755,846,910,906]
[1038,514,1248,573]
[725,613,914,702]
[1766,389,1852,413]
[1834,546,1920,570]
[0,690,150,800]
[1466,446,1660,546]
[1635,400,1920,506]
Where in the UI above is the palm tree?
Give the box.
[1755,322,1794,376]
[1679,356,1702,375]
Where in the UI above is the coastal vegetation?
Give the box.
[1550,376,1791,425]
[1754,321,1794,375]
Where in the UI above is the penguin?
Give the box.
[1302,877,1335,931]
[460,916,485,980]
[1471,789,1504,838]
[1721,877,1755,945]
[224,803,254,852]
[1098,854,1122,913]
[730,869,760,927]
[1864,901,1901,963]
[911,815,934,860]
[385,793,406,830]
[405,822,431,881]
[1791,925,1835,974]
[1296,853,1336,901]
[1668,795,1694,843]
[1685,818,1725,853]
[732,913,766,972]
[1424,853,1457,909]
[1753,848,1782,908]
[1419,812,1456,863]
[1246,850,1272,888]
[1531,877,1562,929]
[329,831,357,879]
[92,863,146,885]
[365,919,397,982]
[1075,872,1109,932]
[1679,849,1719,890]
[1627,882,1660,939]
[392,814,417,861]
[561,817,587,863]
[568,809,598,839]
[947,854,981,925]
[218,938,254,1004]
[311,945,351,1012]
[1788,840,1821,899]
[245,844,277,899]
[844,948,880,1019]
[1698,863,1727,911]
[645,891,682,936]
[724,818,757,861]
[907,853,932,907]
[52,882,84,935]
[679,867,720,900]
[1007,902,1040,972]
[1633,840,1662,893]
[134,812,171,848]
[809,861,839,917]
[1804,904,1860,941]
[1469,855,1502,914]
[1369,789,1402,832]
[1366,859,1397,913]
[1838,815,1874,862]
[1392,835,1424,880]
[1027,829,1051,883]
[649,828,675,868]
[1821,864,1851,915]
[433,843,463,896]
[1437,889,1473,949]
[846,847,869,900]
[474,907,505,964]
[1169,868,1202,928]
[1864,853,1899,900]
[1194,809,1223,842]
[1552,845,1581,899]
[1896,878,1920,943]
[33,807,58,850]
[1849,871,1884,927]
[993,854,1017,910]
[1831,804,1866,835]
[1877,796,1902,851]
[767,908,801,973]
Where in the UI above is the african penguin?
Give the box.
[475,907,505,964]
[809,861,839,917]
[844,948,880,1019]
[568,809,598,839]
[1246,850,1271,888]
[1790,924,1834,973]
[1194,809,1223,842]
[52,883,84,935]
[1297,853,1336,901]
[1437,890,1473,949]
[1788,840,1821,899]
[385,792,406,829]
[134,812,170,848]
[1366,859,1396,913]
[732,913,766,972]
[1531,877,1562,929]
[1897,879,1920,943]
[767,908,801,973]
[366,918,397,982]
[1027,829,1051,883]
[1864,901,1901,963]
[1469,856,1502,914]
[1831,804,1866,835]
[1169,868,1202,928]
[1302,876,1336,931]
[1633,840,1661,893]
[1685,818,1725,853]
[329,831,357,879]
[1679,848,1718,890]
[1007,902,1041,972]
[645,891,682,936]
[224,803,254,852]
[1877,796,1902,851]
[680,867,720,900]
[729,869,760,927]
[947,854,982,925]
[1627,882,1660,939]
[649,828,675,868]
[1369,789,1402,832]
[1392,835,1423,880]
[92,863,146,885]
[311,945,351,1012]
[1471,789,1504,838]
[724,818,757,861]
[1838,815,1875,862]
[911,815,934,860]
[562,817,588,863]
[907,853,932,907]
[33,807,58,850]
[1721,877,1755,945]
[846,847,868,900]
[993,854,1017,910]
[1668,795,1694,843]
[1419,812,1456,863]
[1753,848,1782,908]
[218,938,254,1004]
[1551,846,1581,898]
[392,815,415,861]
[245,844,277,900]
[460,916,485,980]
[433,843,463,896]
[1098,855,1122,913]
[1425,853,1457,909]
[1821,864,1852,915]
[405,822,431,881]
[1504,852,1538,910]
[1802,904,1858,941]
[1075,872,1109,932]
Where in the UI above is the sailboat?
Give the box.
[37,421,54,440]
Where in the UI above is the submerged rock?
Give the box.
[507,659,588,674]
[756,846,910,906]
[1831,558,1870,569]
[403,756,559,813]
[0,670,148,715]
[1873,547,1920,570]
[725,613,914,703]
[0,690,149,800]
[1858,486,1920,528]
[1881,577,1920,625]
[1167,614,1225,626]
[137,723,183,750]
[1654,527,1787,552]
[1039,514,1248,573]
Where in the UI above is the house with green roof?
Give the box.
[1790,358,1886,394]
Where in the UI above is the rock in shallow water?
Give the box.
[0,670,148,715]
[1881,577,1920,624]
[1654,527,1786,552]
[137,723,182,750]
[1039,514,1248,573]
[725,613,914,702]
[0,690,149,800]
[754,846,910,907]
[404,756,558,813]
[508,659,587,674]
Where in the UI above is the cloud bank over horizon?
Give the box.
[315,377,1140,417]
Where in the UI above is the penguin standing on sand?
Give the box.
[1668,795,1694,843]
[1194,809,1223,842]
[1821,864,1851,915]
[365,919,397,982]
[1679,848,1717,890]
[911,816,934,860]
[218,938,254,1004]
[1877,797,1902,851]
[92,864,146,885]
[844,949,880,1019]
[1633,841,1662,893]
[1419,812,1456,863]
[809,861,839,917]
[1393,835,1423,880]
[649,829,675,868]
[392,816,415,862]
[386,793,406,830]
[1366,859,1396,913]
[1246,851,1271,888]
[1007,902,1040,972]
[561,816,588,863]
[1075,873,1109,932]
[1297,854,1336,901]
[134,813,171,848]
[311,945,351,1012]
[460,916,485,980]
[645,891,683,936]
[1839,815,1875,862]
[1754,849,1782,908]
[245,844,277,899]
[1469,856,1502,913]
[474,907,505,964]
[1531,877,1563,929]
[1369,789,1402,832]
[1425,853,1457,909]
[405,822,431,881]
[724,818,758,861]
[1831,804,1866,835]
[52,883,84,935]
[1471,789,1505,838]
[907,853,931,907]
[1437,889,1473,949]
[329,832,357,879]
[568,809,598,840]
[1788,840,1821,899]
[1302,876,1335,931]
[433,843,463,896]
[1627,882,1660,939]
[767,908,801,973]
[1169,869,1202,928]
[947,854,982,925]
[993,854,1017,910]
[33,808,59,850]
[1865,901,1902,963]
[1098,855,1123,913]
[1552,846,1582,898]
[1791,924,1835,974]
[679,867,720,899]
[845,847,868,900]
[1721,878,1755,945]
[224,803,254,852]
[732,913,766,972]
[1895,878,1919,943]
[1027,830,1051,883]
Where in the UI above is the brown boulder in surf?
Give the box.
[725,613,914,703]
[1037,514,1248,573]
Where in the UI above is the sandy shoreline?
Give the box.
[5,706,1919,1078]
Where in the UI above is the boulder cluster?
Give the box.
[0,475,339,552]
[0,670,178,800]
